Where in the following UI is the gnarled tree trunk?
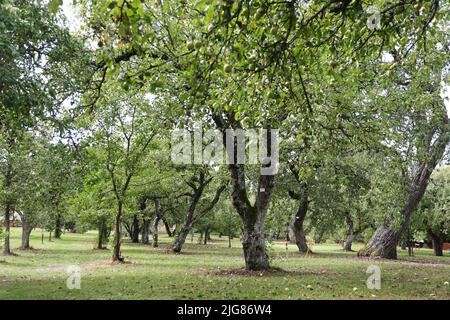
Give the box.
[358,219,401,259]
[138,196,150,244]
[232,166,274,271]
[288,189,309,253]
[359,114,449,259]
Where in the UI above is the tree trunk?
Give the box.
[401,239,408,250]
[359,113,449,259]
[432,238,443,256]
[131,214,140,243]
[358,221,399,259]
[21,220,33,250]
[151,216,160,248]
[3,203,11,255]
[203,228,210,245]
[228,232,232,248]
[54,214,62,239]
[141,219,150,244]
[162,217,173,237]
[173,226,190,253]
[343,212,354,252]
[428,230,443,256]
[171,175,225,253]
[112,202,124,262]
[288,189,309,253]
[343,233,354,252]
[97,220,106,249]
[242,217,269,271]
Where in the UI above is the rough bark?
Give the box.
[139,196,150,244]
[212,113,277,270]
[343,212,354,252]
[288,189,309,253]
[54,213,62,239]
[131,214,140,243]
[112,201,124,262]
[432,238,443,256]
[428,229,444,256]
[151,215,160,248]
[232,164,274,271]
[21,220,34,250]
[3,203,11,255]
[203,227,210,245]
[162,217,173,237]
[172,226,190,253]
[359,113,449,259]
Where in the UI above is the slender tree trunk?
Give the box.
[112,202,124,262]
[432,238,443,256]
[21,220,33,250]
[151,216,160,248]
[203,228,210,245]
[54,214,62,239]
[97,220,105,249]
[162,217,173,237]
[141,219,150,244]
[131,214,140,243]
[3,203,11,255]
[171,176,225,253]
[49,231,52,242]
[343,233,354,252]
[228,232,232,248]
[343,213,354,252]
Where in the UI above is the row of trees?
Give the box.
[1,0,449,271]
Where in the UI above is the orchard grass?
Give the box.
[0,227,449,300]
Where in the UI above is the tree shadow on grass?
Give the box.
[203,266,330,277]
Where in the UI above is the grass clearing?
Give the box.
[0,228,449,300]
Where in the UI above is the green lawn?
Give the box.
[0,227,449,300]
